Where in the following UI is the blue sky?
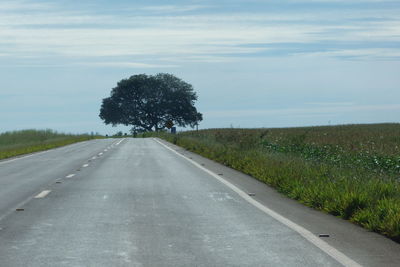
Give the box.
[0,0,399,134]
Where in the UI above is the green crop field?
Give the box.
[0,129,102,160]
[143,123,400,242]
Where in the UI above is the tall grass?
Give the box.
[0,129,101,160]
[143,123,400,242]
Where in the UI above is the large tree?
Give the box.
[99,73,202,132]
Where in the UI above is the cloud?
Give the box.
[79,62,178,68]
[0,0,399,65]
[137,5,209,13]
[283,0,400,3]
[305,102,355,106]
[0,0,53,11]
[298,48,400,60]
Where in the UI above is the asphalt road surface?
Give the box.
[0,138,399,266]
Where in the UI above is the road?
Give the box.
[0,138,399,266]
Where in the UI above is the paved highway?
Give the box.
[0,138,399,266]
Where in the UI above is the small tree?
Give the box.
[99,73,202,132]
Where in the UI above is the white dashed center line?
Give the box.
[82,164,89,168]
[66,174,75,178]
[34,190,51,199]
[98,152,103,156]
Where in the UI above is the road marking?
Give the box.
[34,190,51,199]
[154,138,362,267]
[104,149,108,152]
[82,164,89,168]
[92,156,97,160]
[116,139,125,146]
[66,174,75,178]
[98,152,103,156]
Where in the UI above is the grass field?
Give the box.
[143,123,400,242]
[0,129,101,160]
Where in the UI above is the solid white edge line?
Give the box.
[34,190,51,199]
[154,138,362,267]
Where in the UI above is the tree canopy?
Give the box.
[99,73,202,132]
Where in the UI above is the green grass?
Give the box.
[141,123,400,242]
[0,129,102,160]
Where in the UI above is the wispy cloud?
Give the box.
[79,62,178,68]
[0,0,399,66]
[305,102,355,106]
[283,0,400,3]
[0,0,53,11]
[299,48,400,60]
[137,5,209,13]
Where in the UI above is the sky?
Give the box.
[0,0,399,135]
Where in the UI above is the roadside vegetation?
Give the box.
[142,123,400,242]
[0,129,101,160]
